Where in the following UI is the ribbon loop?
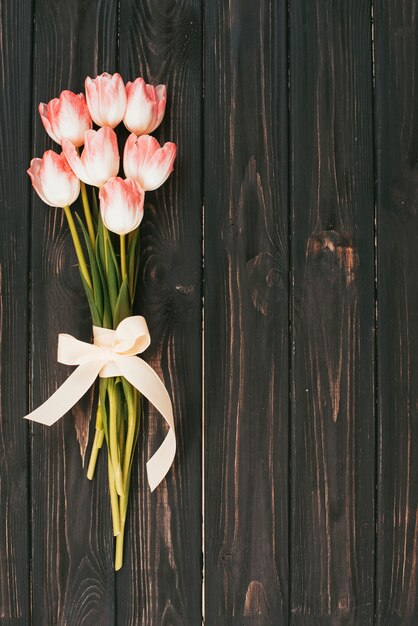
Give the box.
[24,315,176,491]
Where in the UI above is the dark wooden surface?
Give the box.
[0,1,417,625]
[30,2,118,624]
[117,1,202,624]
[204,0,289,623]
[375,2,418,624]
[290,2,375,623]
[0,1,32,624]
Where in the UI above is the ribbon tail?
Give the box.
[116,355,176,492]
[23,361,103,426]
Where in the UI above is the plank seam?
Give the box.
[27,2,37,623]
[201,0,206,622]
[115,3,120,623]
[287,0,292,623]
[371,0,379,622]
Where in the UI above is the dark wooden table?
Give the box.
[1,1,417,624]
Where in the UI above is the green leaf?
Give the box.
[113,276,132,328]
[75,213,103,320]
[91,186,99,222]
[79,269,102,326]
[97,215,107,274]
[127,228,140,302]
[97,216,119,316]
[99,378,109,442]
[132,239,141,301]
[106,231,121,284]
[95,236,112,329]
[107,245,119,315]
[121,376,134,412]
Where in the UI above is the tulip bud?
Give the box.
[99,177,144,235]
[62,126,119,187]
[39,90,92,147]
[123,134,176,191]
[123,78,166,136]
[27,151,80,207]
[85,72,127,128]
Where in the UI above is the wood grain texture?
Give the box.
[375,2,418,623]
[30,1,119,624]
[289,1,375,623]
[0,1,33,623]
[1,2,418,624]
[117,1,203,623]
[204,0,289,623]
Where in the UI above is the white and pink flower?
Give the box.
[27,151,80,207]
[123,134,176,191]
[85,72,127,128]
[123,78,166,136]
[99,177,144,235]
[62,126,119,187]
[39,90,92,147]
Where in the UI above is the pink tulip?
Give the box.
[39,90,92,147]
[62,126,119,187]
[85,72,127,128]
[123,134,176,191]
[99,177,144,235]
[123,78,166,136]
[27,151,80,207]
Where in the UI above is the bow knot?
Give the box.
[58,316,152,377]
[24,315,176,492]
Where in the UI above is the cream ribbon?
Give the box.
[23,315,176,492]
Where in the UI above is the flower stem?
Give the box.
[114,384,139,571]
[108,453,121,536]
[108,381,125,497]
[122,383,138,485]
[115,524,125,570]
[80,182,95,248]
[63,205,93,291]
[87,401,104,480]
[120,234,127,280]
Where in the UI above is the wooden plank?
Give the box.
[204,1,289,623]
[374,2,418,623]
[0,1,33,623]
[117,1,203,623]
[289,1,375,623]
[30,2,119,624]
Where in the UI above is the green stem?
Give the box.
[114,385,139,571]
[122,384,137,485]
[104,226,109,278]
[108,453,121,536]
[63,205,93,291]
[87,402,104,480]
[108,381,124,496]
[115,524,125,570]
[120,234,127,280]
[80,182,95,248]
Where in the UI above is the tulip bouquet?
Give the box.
[26,73,177,570]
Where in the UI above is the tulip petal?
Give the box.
[124,78,167,135]
[27,158,55,206]
[40,151,80,207]
[83,127,120,187]
[99,176,144,235]
[123,134,160,181]
[62,138,95,185]
[85,72,126,128]
[38,91,92,147]
[28,151,80,207]
[122,134,176,191]
[38,103,60,144]
[144,142,176,191]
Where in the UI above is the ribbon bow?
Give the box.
[23,316,175,491]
